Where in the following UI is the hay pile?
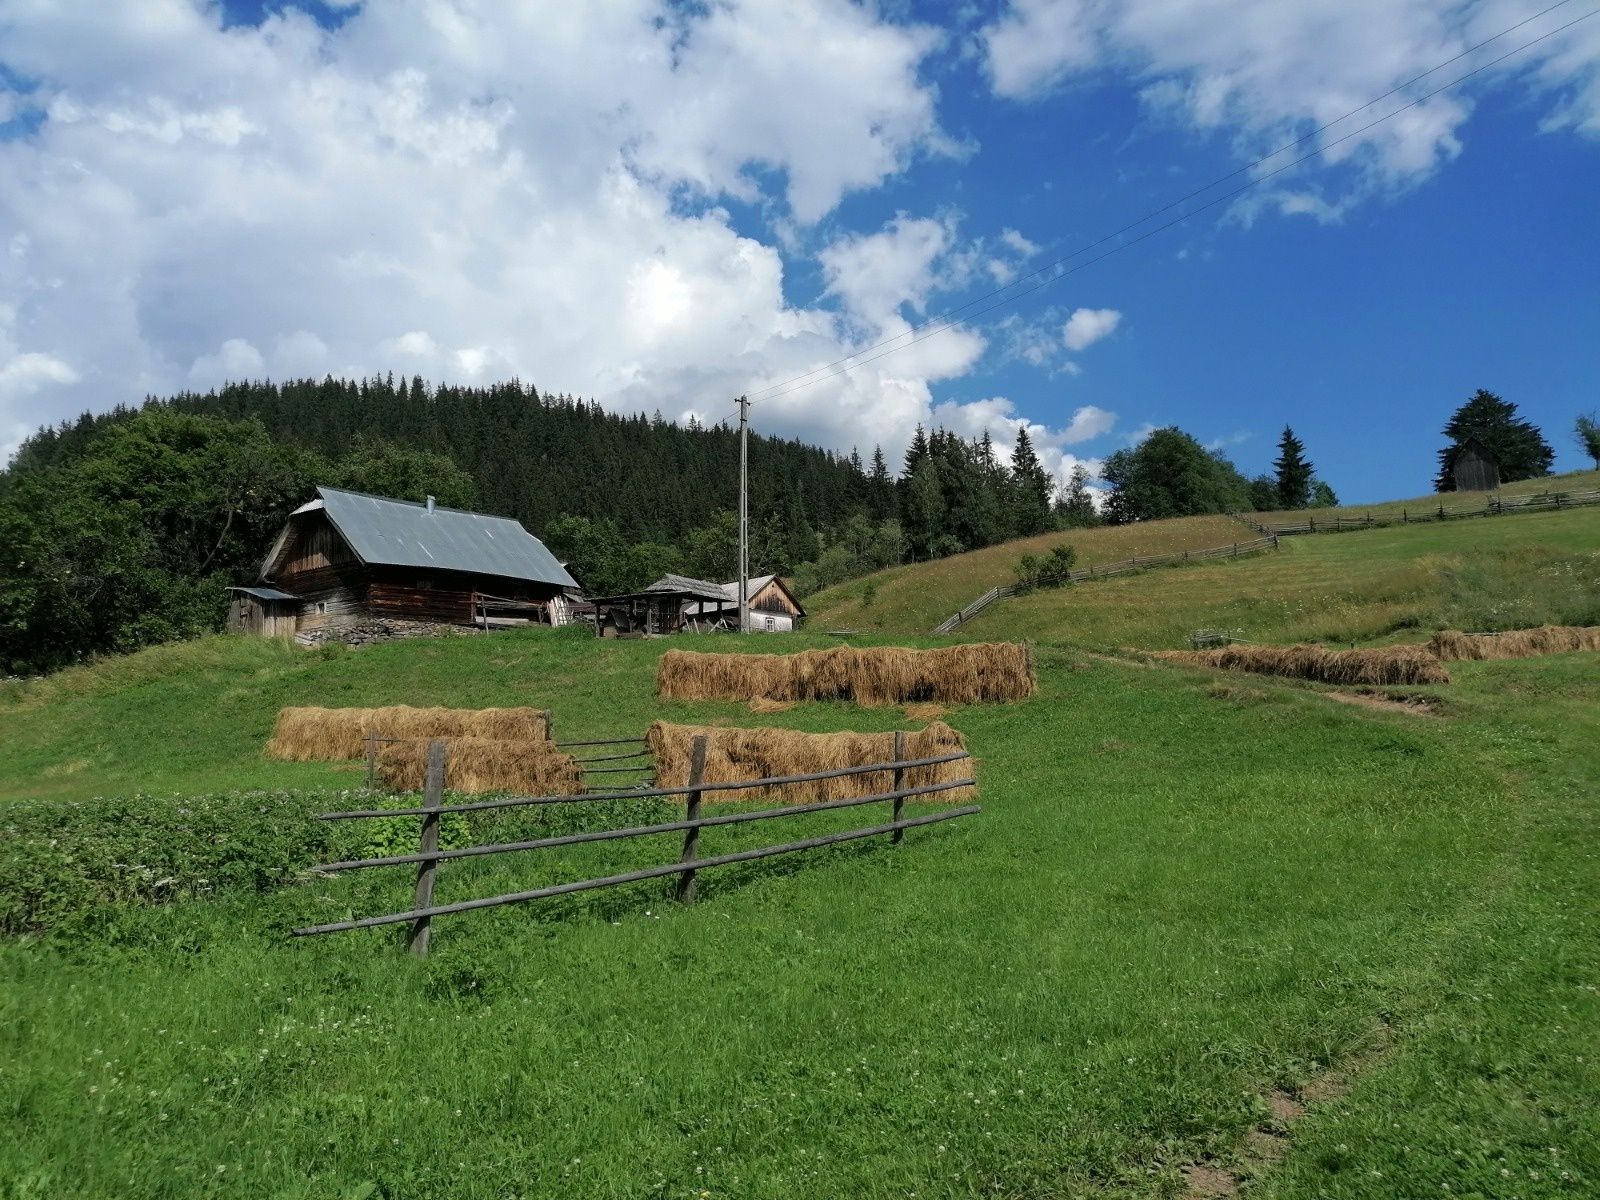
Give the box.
[1152,644,1450,686]
[1429,625,1600,662]
[646,720,974,805]
[266,705,551,761]
[375,737,583,795]
[656,643,1033,706]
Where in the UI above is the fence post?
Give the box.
[408,739,446,956]
[1232,542,1238,558]
[675,735,709,904]
[365,732,377,790]
[1403,509,1408,524]
[890,730,908,845]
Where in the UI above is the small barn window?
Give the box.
[765,616,776,631]
[315,600,327,615]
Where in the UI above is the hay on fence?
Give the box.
[1152,644,1450,686]
[646,720,974,805]
[266,705,551,761]
[656,643,1033,706]
[1429,625,1600,662]
[375,736,583,795]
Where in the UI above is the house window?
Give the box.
[314,600,328,615]
[765,616,776,631]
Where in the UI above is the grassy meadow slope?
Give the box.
[964,505,1600,649]
[805,513,1252,634]
[3,627,1598,1197]
[1248,466,1600,525]
[807,504,1600,647]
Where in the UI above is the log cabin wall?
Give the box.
[270,512,369,631]
[750,580,802,616]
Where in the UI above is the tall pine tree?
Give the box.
[1008,427,1053,537]
[1272,426,1314,510]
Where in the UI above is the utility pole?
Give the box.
[737,394,750,635]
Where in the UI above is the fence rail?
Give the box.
[933,535,1279,634]
[1245,487,1600,536]
[295,735,978,951]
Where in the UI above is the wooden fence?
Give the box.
[1246,487,1600,536]
[296,734,980,953]
[934,535,1280,634]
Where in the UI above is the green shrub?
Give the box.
[0,790,365,936]
[1015,545,1077,593]
[0,788,680,937]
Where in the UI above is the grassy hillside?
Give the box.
[3,625,1598,1197]
[806,513,1252,634]
[1249,466,1600,525]
[965,505,1600,649]
[808,504,1600,647]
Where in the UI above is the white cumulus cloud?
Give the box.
[1062,307,1123,351]
[982,0,1600,213]
[0,2,1112,475]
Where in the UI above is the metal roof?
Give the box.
[228,585,298,602]
[311,487,578,589]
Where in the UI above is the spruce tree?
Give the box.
[1273,426,1314,510]
[1008,427,1053,537]
[1434,390,1553,490]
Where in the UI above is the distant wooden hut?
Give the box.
[686,574,805,632]
[1452,438,1501,492]
[230,487,579,637]
[588,572,805,636]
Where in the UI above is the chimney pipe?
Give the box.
[425,495,436,514]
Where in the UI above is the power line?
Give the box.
[747,1,1594,405]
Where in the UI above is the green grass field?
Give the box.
[811,505,1600,647]
[805,513,1253,635]
[4,507,1599,1197]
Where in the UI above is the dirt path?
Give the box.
[1180,1029,1396,1197]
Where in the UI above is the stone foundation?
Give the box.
[295,618,487,648]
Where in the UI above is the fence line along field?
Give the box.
[267,704,552,760]
[656,642,1034,705]
[646,720,974,804]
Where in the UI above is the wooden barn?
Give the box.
[229,487,580,637]
[1451,437,1502,492]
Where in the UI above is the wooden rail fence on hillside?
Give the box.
[934,535,1279,634]
[1246,487,1600,536]
[297,734,980,953]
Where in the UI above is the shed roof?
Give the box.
[645,573,738,603]
[270,487,578,589]
[228,585,298,602]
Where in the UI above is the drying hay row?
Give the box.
[376,737,583,795]
[266,705,551,761]
[1152,644,1450,686]
[656,643,1033,707]
[1429,625,1600,662]
[646,720,974,806]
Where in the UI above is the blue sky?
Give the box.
[2,1,1597,503]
